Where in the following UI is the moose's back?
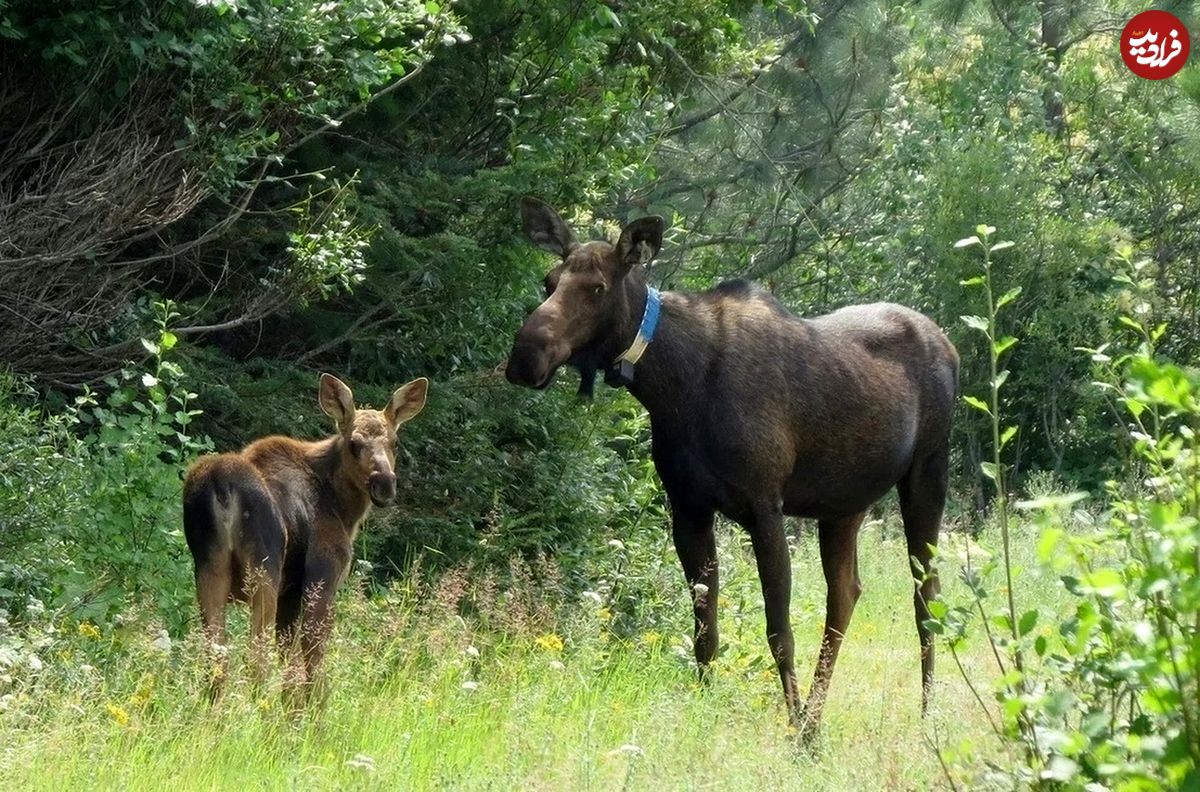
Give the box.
[646,289,958,522]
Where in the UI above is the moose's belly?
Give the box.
[651,402,917,523]
[780,465,902,520]
[780,427,915,519]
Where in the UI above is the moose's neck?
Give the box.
[309,435,372,531]
[621,287,710,423]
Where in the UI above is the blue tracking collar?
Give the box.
[639,286,662,344]
[608,286,661,386]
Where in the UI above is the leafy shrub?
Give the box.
[932,241,1199,788]
[0,303,208,634]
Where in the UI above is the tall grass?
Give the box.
[0,514,1059,790]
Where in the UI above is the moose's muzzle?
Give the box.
[505,315,570,390]
[368,470,397,507]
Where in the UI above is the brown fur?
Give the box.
[507,198,959,739]
[182,374,428,704]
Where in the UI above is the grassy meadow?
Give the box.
[0,511,1062,790]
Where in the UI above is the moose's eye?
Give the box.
[591,283,606,296]
[543,277,555,297]
[349,438,365,456]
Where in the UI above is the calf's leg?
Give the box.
[195,560,232,702]
[245,562,281,687]
[284,550,343,710]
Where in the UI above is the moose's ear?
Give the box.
[386,377,429,428]
[319,373,356,430]
[521,197,578,258]
[615,216,665,274]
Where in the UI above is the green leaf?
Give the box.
[975,224,996,237]
[961,315,989,332]
[996,286,1022,309]
[1000,425,1018,448]
[1036,527,1063,562]
[992,370,1009,390]
[962,395,991,414]
[597,5,622,26]
[140,338,159,356]
[993,336,1017,356]
[989,240,1015,253]
[959,276,985,287]
[1080,568,1125,598]
[159,331,178,351]
[1118,316,1143,333]
[980,461,998,481]
[1018,609,1038,637]
[953,235,981,249]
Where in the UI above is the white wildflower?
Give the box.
[151,630,172,653]
[609,743,644,757]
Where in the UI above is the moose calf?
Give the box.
[183,373,428,702]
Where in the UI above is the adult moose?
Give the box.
[183,373,428,703]
[505,198,958,737]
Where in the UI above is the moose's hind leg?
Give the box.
[801,511,866,739]
[746,501,801,727]
[898,444,949,714]
[194,560,233,702]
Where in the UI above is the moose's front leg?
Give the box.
[747,502,800,725]
[287,549,345,709]
[670,500,719,676]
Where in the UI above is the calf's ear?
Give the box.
[386,377,429,428]
[319,374,356,431]
[521,197,578,258]
[615,216,665,275]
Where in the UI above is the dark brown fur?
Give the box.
[182,374,428,703]
[507,198,959,738]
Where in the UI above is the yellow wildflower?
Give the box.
[640,631,662,647]
[129,673,155,709]
[106,703,130,727]
[533,633,564,652]
[597,608,612,622]
[78,622,101,640]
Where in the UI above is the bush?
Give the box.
[0,303,209,634]
[932,267,1199,787]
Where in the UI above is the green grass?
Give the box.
[0,515,1062,790]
